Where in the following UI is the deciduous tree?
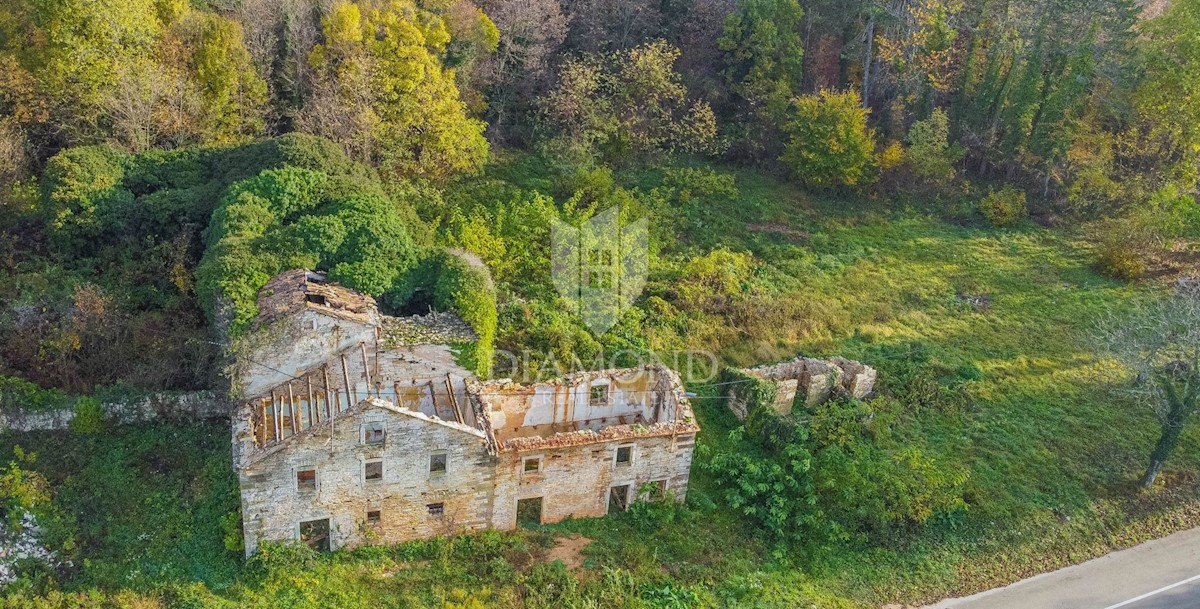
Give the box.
[1096,279,1200,488]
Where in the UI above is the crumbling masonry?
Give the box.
[231,270,698,554]
[726,356,878,420]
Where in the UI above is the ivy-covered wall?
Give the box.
[720,367,781,421]
[387,249,498,377]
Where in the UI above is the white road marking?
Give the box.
[1100,573,1200,609]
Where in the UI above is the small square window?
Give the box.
[366,510,381,525]
[647,480,667,501]
[589,383,608,406]
[427,502,445,517]
[297,468,317,491]
[365,460,383,481]
[523,457,541,473]
[615,446,632,466]
[364,422,386,445]
[429,453,447,475]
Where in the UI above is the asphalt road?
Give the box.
[926,527,1200,609]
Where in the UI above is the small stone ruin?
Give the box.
[727,356,877,420]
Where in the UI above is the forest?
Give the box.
[0,0,1199,607]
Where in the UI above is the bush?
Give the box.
[196,166,421,334]
[780,90,877,189]
[979,186,1027,226]
[905,109,961,185]
[1096,243,1146,281]
[38,145,132,255]
[807,397,968,539]
[700,424,822,554]
[0,377,72,413]
[69,397,104,435]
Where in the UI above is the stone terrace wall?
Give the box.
[0,391,231,432]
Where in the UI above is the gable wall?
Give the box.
[239,310,378,399]
[239,405,495,554]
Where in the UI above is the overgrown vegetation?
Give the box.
[2,0,1200,606]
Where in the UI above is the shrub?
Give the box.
[670,248,754,314]
[1096,243,1146,281]
[780,90,876,189]
[699,425,822,554]
[38,145,132,255]
[433,252,498,377]
[979,186,1027,226]
[0,446,50,529]
[69,397,104,435]
[196,166,421,334]
[807,397,968,539]
[905,109,961,184]
[0,376,72,413]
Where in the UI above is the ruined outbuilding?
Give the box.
[231,270,698,554]
[725,356,877,420]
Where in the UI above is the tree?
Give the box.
[540,41,719,164]
[718,0,805,114]
[1096,279,1200,487]
[875,0,963,115]
[177,13,269,142]
[780,90,876,188]
[1129,0,1200,194]
[0,0,165,149]
[300,0,489,181]
[561,0,664,53]
[906,108,961,184]
[477,0,569,141]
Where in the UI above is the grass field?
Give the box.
[3,160,1198,608]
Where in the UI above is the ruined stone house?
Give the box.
[726,356,878,420]
[231,270,699,554]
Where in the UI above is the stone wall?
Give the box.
[0,391,231,432]
[237,398,495,555]
[726,356,877,420]
[235,309,379,400]
[490,431,695,528]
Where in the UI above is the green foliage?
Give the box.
[979,186,1027,227]
[905,109,961,185]
[700,424,821,554]
[670,249,754,314]
[0,376,73,413]
[174,12,269,142]
[866,341,971,416]
[1131,0,1200,192]
[303,0,489,182]
[808,397,968,540]
[541,41,719,166]
[0,446,50,529]
[431,252,498,377]
[196,164,421,334]
[68,397,103,435]
[6,425,241,590]
[37,146,132,255]
[781,91,876,189]
[1095,243,1146,281]
[718,0,805,108]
